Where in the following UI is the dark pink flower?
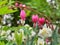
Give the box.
[32,15,39,23]
[20,10,26,20]
[38,17,45,25]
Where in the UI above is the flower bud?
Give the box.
[19,4,23,8]
[15,2,19,7]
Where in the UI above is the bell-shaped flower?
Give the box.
[20,10,26,20]
[32,15,38,23]
[38,17,45,25]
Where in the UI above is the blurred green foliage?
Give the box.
[0,0,17,15]
[0,0,60,21]
[0,41,5,45]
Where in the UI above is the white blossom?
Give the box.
[43,24,47,28]
[11,33,15,41]
[47,42,51,45]
[23,4,26,7]
[19,29,24,34]
[7,35,14,41]
[3,14,11,19]
[18,29,26,42]
[22,35,27,42]
[38,28,52,38]
[17,21,20,24]
[37,38,45,45]
[46,0,51,2]
[25,24,30,27]
[29,27,33,30]
[1,31,6,36]
[21,19,25,25]
[2,20,6,24]
[2,14,13,25]
[6,30,11,35]
[31,30,36,37]
[52,1,55,4]
[7,23,11,27]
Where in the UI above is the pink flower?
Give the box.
[32,15,39,23]
[19,4,26,8]
[20,10,26,20]
[46,38,49,43]
[38,17,45,25]
[15,2,19,7]
[19,4,23,8]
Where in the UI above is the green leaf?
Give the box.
[26,10,31,17]
[0,6,17,15]
[0,41,5,45]
[8,0,15,5]
[2,26,9,31]
[0,0,7,6]
[15,31,23,45]
[51,27,58,45]
[6,41,14,45]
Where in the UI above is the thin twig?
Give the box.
[26,6,52,22]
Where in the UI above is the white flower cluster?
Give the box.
[46,0,58,9]
[2,14,14,27]
[0,24,56,45]
[0,24,34,42]
[37,38,44,45]
[46,0,55,7]
[0,30,15,41]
